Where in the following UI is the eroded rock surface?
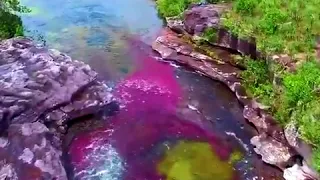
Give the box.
[0,122,66,179]
[0,37,115,179]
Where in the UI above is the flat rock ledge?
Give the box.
[0,37,115,179]
[152,3,319,180]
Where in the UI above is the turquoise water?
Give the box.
[20,0,163,79]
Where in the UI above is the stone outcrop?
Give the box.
[0,37,116,179]
[152,3,319,179]
[166,4,258,58]
[167,3,304,71]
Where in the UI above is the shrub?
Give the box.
[156,0,200,17]
[0,0,29,40]
[202,28,218,42]
[258,8,287,35]
[240,58,275,106]
[0,10,24,39]
[234,0,257,15]
[296,100,320,146]
[0,0,29,13]
[283,61,320,107]
[312,147,320,172]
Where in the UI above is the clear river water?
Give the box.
[19,0,284,179]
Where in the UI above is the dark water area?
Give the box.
[19,0,283,179]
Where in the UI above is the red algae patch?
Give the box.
[68,55,237,179]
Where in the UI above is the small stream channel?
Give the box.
[20,0,283,179]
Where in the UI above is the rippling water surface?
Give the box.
[20,0,284,179]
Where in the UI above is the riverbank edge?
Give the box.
[152,2,319,179]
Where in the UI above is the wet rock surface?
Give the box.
[152,4,319,179]
[0,37,115,179]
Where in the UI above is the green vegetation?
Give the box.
[0,0,29,40]
[154,0,320,172]
[156,0,200,17]
[240,58,320,171]
[203,0,320,172]
[222,0,320,55]
[240,58,279,108]
[201,28,218,42]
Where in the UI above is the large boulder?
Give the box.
[183,4,224,35]
[0,37,116,179]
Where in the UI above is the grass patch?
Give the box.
[221,0,320,55]
[156,0,201,17]
[312,147,320,172]
[201,28,219,42]
[240,57,276,107]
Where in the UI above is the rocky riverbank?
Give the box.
[0,37,118,179]
[152,3,319,180]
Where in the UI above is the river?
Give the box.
[19,0,283,179]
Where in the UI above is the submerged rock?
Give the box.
[0,37,116,179]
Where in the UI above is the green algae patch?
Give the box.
[158,141,234,180]
[229,150,244,164]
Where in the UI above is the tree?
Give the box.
[0,0,29,40]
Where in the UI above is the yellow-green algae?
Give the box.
[229,150,243,164]
[158,141,234,180]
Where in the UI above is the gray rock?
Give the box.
[284,162,319,180]
[0,37,117,179]
[183,4,225,35]
[250,133,293,169]
[0,122,67,179]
